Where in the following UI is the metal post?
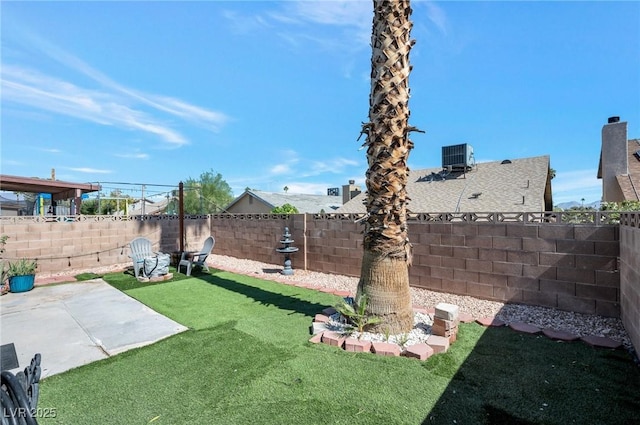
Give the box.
[179,182,184,252]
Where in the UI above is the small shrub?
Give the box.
[334,294,382,336]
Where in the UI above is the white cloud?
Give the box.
[227,1,371,53]
[1,30,230,145]
[114,153,149,160]
[552,169,602,203]
[66,167,112,174]
[1,66,189,146]
[303,157,360,177]
[270,164,292,175]
[424,1,448,35]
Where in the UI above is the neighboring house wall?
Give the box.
[225,194,272,214]
[620,213,640,354]
[225,190,342,214]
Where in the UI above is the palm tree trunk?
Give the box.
[356,0,417,334]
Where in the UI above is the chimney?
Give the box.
[342,180,362,204]
[601,116,628,202]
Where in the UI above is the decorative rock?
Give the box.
[580,335,622,349]
[509,322,542,334]
[404,343,434,361]
[322,331,346,348]
[371,342,401,357]
[542,328,579,341]
[313,314,330,323]
[476,317,506,327]
[344,337,372,353]
[435,303,459,321]
[309,332,324,344]
[322,307,337,316]
[426,335,450,354]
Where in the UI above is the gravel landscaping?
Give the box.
[205,254,633,351]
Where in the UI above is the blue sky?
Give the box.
[1,1,639,205]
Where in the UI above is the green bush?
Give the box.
[271,203,299,214]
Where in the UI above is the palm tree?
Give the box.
[356,0,420,334]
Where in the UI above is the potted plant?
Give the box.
[7,258,37,293]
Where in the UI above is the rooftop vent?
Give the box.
[608,116,620,124]
[501,159,512,164]
[469,192,482,199]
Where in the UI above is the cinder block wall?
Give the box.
[0,213,631,321]
[0,216,210,273]
[209,215,621,317]
[620,214,640,354]
[406,222,620,317]
[209,214,294,266]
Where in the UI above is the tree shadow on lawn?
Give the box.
[422,323,640,425]
[196,271,334,319]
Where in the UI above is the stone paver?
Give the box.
[308,332,324,344]
[581,335,622,349]
[313,314,330,323]
[332,290,351,297]
[412,306,431,315]
[404,343,434,361]
[458,312,474,323]
[322,307,337,316]
[426,335,450,354]
[321,331,346,348]
[344,338,372,353]
[371,342,401,357]
[509,322,541,334]
[435,303,459,321]
[476,317,506,327]
[542,328,579,341]
[311,322,331,335]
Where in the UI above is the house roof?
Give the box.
[0,174,101,200]
[225,190,342,213]
[615,139,640,201]
[336,155,551,213]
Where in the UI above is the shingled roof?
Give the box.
[615,140,640,201]
[224,190,342,214]
[336,155,552,213]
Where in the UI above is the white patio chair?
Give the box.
[178,236,215,276]
[129,237,154,278]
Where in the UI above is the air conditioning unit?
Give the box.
[442,143,474,170]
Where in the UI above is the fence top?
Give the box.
[2,211,639,227]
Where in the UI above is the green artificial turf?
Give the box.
[37,270,640,425]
